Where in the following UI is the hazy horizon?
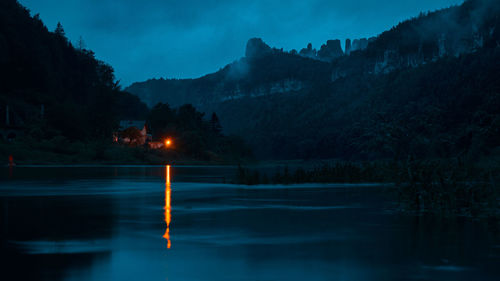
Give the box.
[20,0,463,86]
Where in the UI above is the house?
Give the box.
[114,120,152,145]
[148,141,165,149]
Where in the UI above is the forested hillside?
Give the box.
[126,40,332,108]
[213,47,500,159]
[127,0,500,160]
[0,0,148,141]
[0,0,252,163]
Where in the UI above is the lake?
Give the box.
[1,165,499,281]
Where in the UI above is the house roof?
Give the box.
[119,120,145,130]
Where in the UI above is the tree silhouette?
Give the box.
[77,36,86,50]
[210,112,222,134]
[121,127,143,145]
[54,22,65,37]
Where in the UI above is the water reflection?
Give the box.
[1,166,499,281]
[163,165,172,248]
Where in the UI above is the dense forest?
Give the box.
[146,103,251,161]
[1,0,499,165]
[127,0,500,162]
[124,0,500,215]
[0,0,147,140]
[213,46,500,160]
[0,0,249,163]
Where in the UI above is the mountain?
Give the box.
[126,0,500,159]
[0,0,148,140]
[126,37,332,108]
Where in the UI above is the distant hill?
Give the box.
[126,38,332,108]
[127,0,500,160]
[0,0,148,140]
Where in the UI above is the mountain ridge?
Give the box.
[126,0,499,109]
[126,0,500,159]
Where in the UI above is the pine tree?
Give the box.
[210,112,222,134]
[54,22,66,38]
[77,36,86,50]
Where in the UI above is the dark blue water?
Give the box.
[1,166,499,281]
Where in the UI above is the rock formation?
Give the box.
[299,40,345,61]
[299,43,317,58]
[351,38,368,52]
[345,39,351,55]
[317,39,344,61]
[245,38,272,59]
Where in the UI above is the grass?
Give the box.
[0,137,244,165]
[235,158,500,217]
[396,158,499,217]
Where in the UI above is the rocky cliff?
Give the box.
[245,38,272,58]
[126,42,330,108]
[125,0,500,159]
[127,0,500,107]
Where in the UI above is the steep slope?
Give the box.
[331,0,500,78]
[213,47,500,159]
[128,0,500,109]
[127,0,500,159]
[126,38,332,108]
[0,0,148,140]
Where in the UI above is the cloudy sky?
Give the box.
[19,0,463,86]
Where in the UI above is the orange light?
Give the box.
[165,139,172,148]
[163,165,172,248]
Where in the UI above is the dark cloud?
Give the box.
[19,0,463,86]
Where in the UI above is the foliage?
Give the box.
[120,127,143,145]
[236,161,394,185]
[126,51,331,108]
[125,0,500,162]
[0,0,148,141]
[210,112,222,134]
[211,46,500,160]
[235,158,499,217]
[147,103,252,161]
[396,158,499,217]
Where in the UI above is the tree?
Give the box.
[54,22,66,38]
[0,0,149,143]
[121,127,143,145]
[177,104,204,131]
[77,36,86,50]
[147,103,175,139]
[210,112,222,134]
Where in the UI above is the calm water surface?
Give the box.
[1,166,499,281]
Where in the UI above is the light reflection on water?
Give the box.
[0,166,499,281]
[163,165,172,249]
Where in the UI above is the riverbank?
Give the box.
[236,158,500,218]
[3,139,499,217]
[0,139,251,165]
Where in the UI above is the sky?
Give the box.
[19,0,464,86]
